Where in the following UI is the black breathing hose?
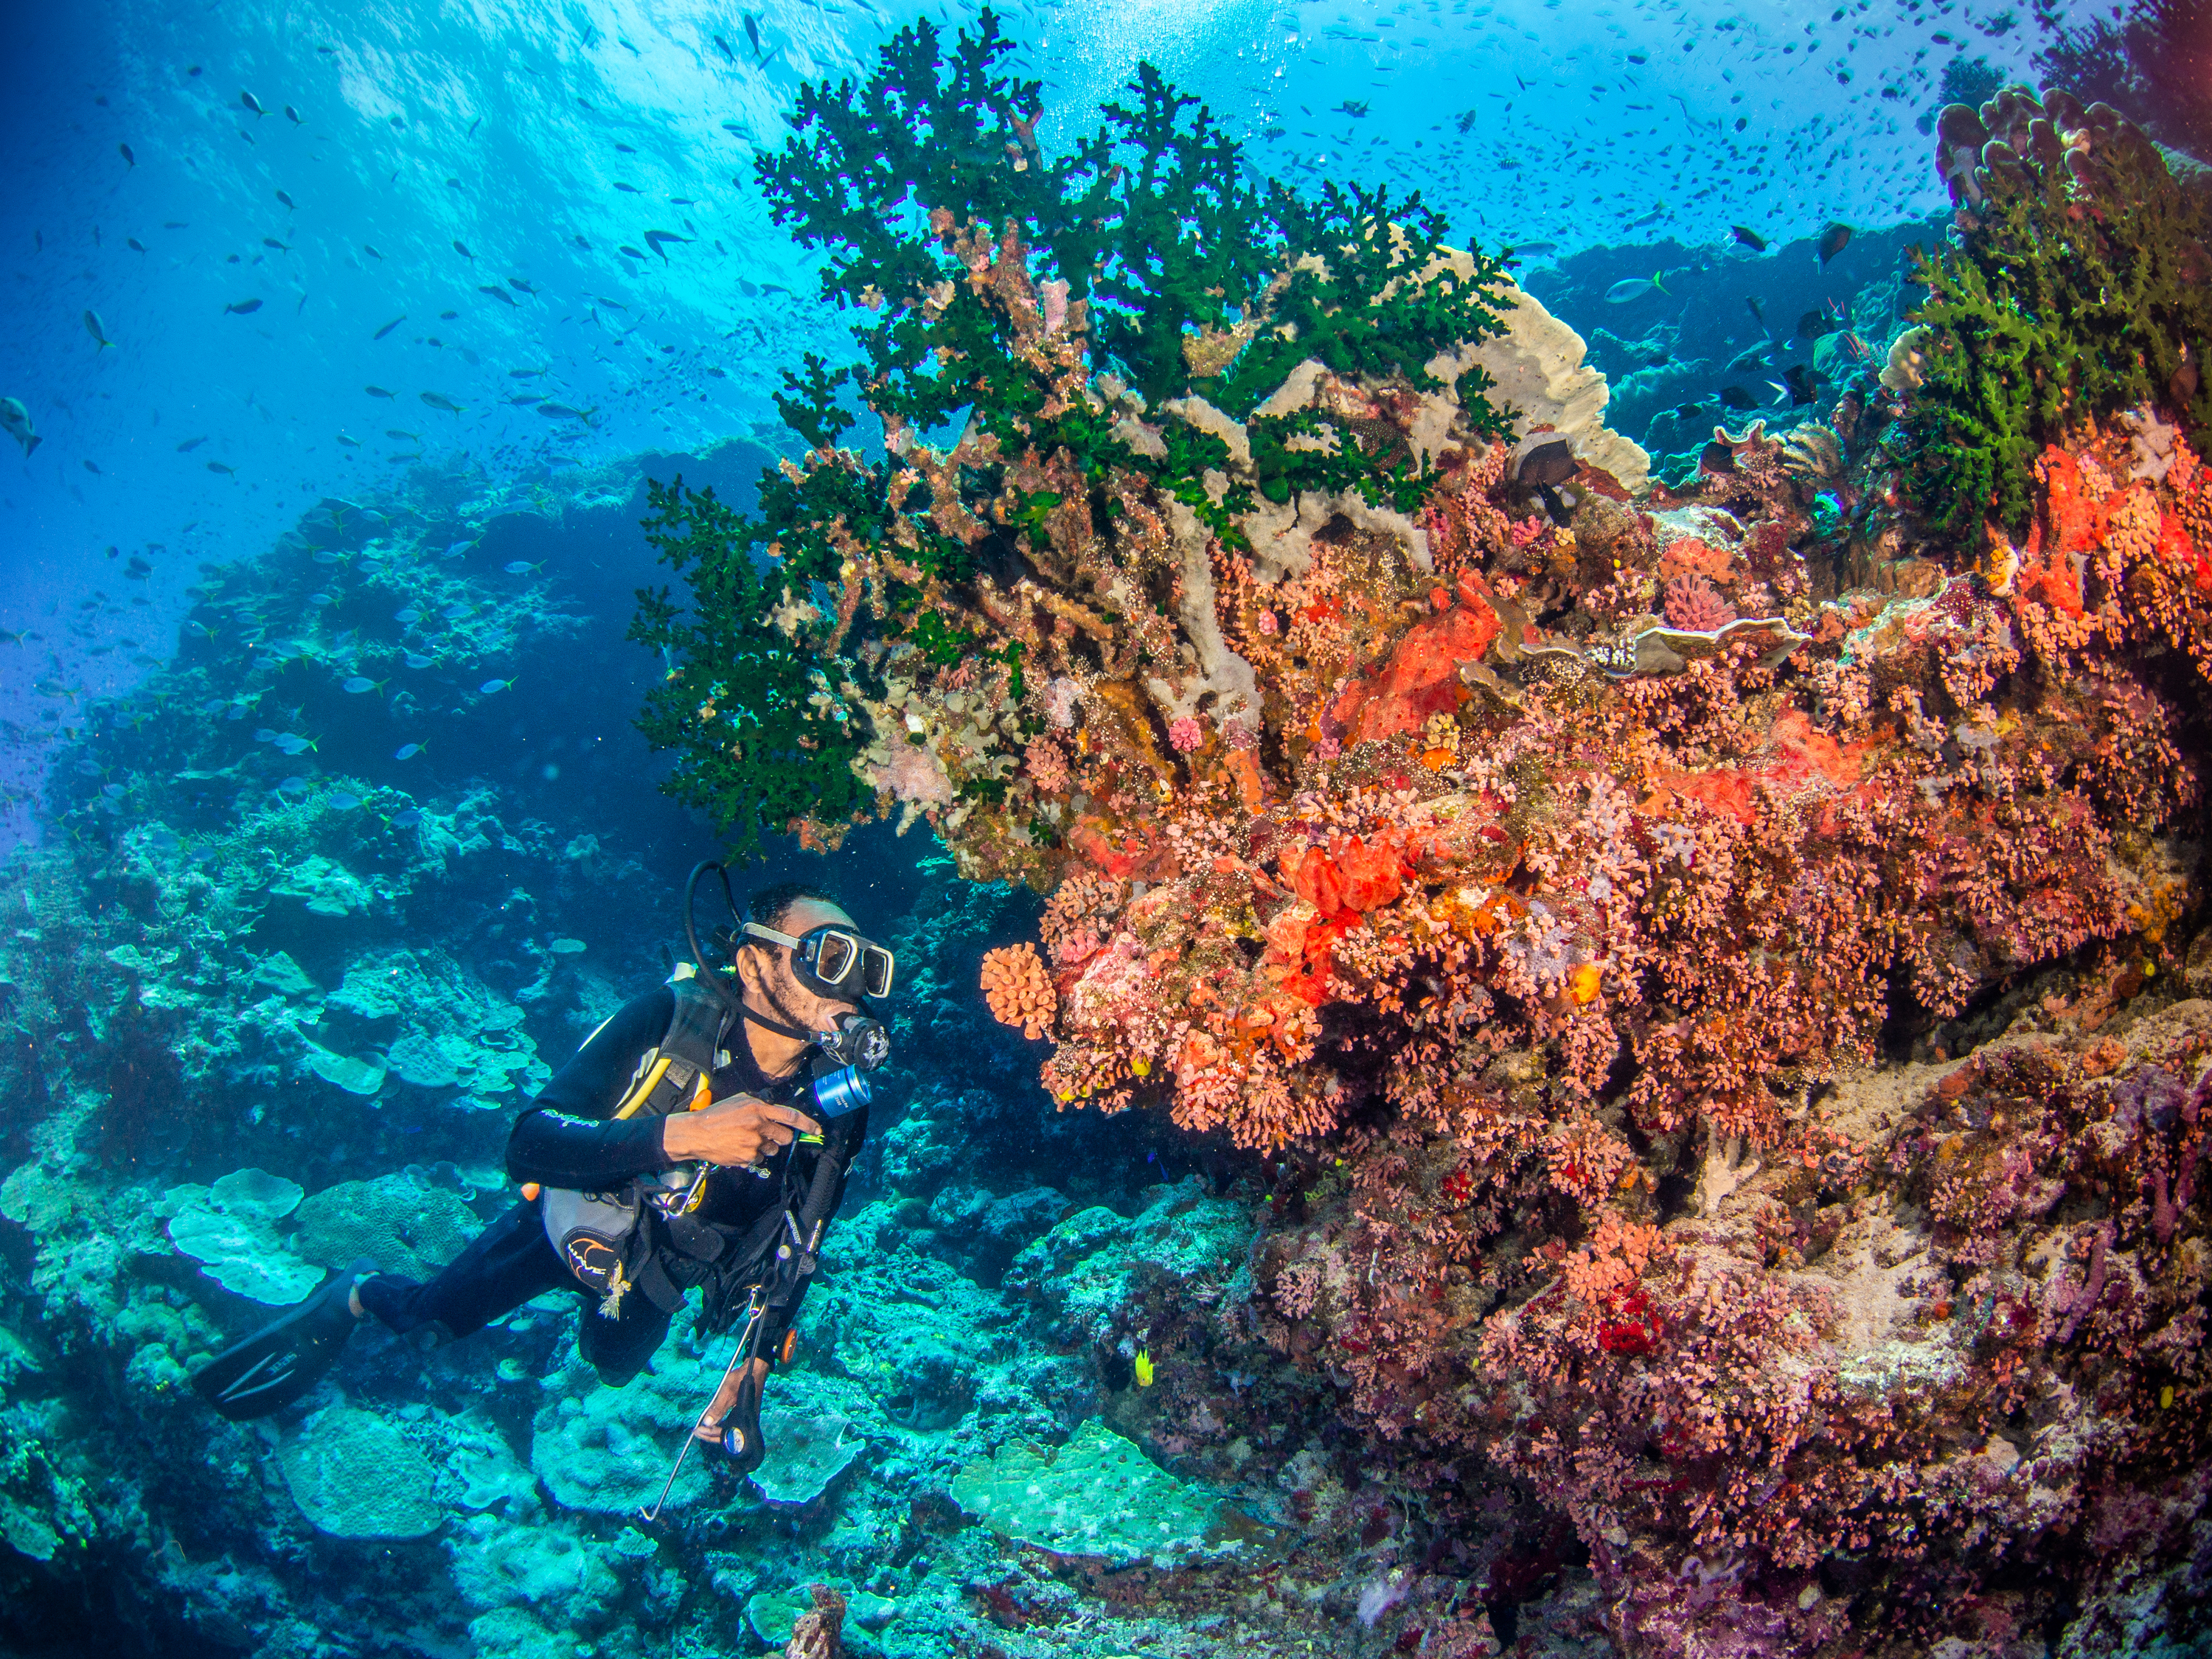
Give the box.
[683,860,742,1012]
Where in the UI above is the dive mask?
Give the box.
[741,920,896,1001]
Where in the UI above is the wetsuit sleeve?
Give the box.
[507,987,679,1189]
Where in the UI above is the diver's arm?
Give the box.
[506,987,680,1189]
[507,1107,673,1189]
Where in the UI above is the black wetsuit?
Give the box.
[356,985,843,1384]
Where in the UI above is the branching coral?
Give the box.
[630,10,1523,858]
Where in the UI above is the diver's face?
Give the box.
[740,899,863,1032]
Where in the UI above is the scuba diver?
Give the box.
[190,872,892,1481]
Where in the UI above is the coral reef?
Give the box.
[5,16,2212,1659]
[622,19,2212,1656]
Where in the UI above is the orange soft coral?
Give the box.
[979,942,1056,1040]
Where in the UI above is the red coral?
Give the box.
[1325,572,1501,745]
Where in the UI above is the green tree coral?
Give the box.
[633,8,1517,858]
[628,477,880,859]
[1907,100,2212,537]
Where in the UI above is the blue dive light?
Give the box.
[811,1062,872,1119]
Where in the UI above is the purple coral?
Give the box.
[1663,572,1738,633]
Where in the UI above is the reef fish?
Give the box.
[1,397,41,458]
[373,315,406,340]
[1603,272,1668,304]
[1817,222,1853,266]
[84,310,114,351]
[1729,225,1767,252]
[420,391,465,414]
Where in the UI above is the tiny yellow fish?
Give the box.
[1133,1350,1154,1388]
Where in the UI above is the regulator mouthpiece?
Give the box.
[818,1012,890,1073]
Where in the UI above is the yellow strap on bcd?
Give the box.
[611,1054,675,1121]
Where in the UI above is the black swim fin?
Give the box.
[190,1262,371,1421]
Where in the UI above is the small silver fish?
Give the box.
[1603,271,1668,304]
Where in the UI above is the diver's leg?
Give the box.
[354,1199,568,1345]
[575,1292,672,1385]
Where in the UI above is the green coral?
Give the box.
[949,1418,1236,1566]
[293,1172,481,1281]
[1907,102,2212,536]
[629,477,882,860]
[633,7,1514,857]
[277,1405,442,1538]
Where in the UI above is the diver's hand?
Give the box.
[695,1356,771,1444]
[661,1096,820,1167]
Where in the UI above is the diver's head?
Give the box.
[733,881,893,1037]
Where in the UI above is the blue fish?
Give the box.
[403,653,435,669]
[394,742,425,760]
[327,793,362,811]
[479,678,513,695]
[341,676,382,694]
